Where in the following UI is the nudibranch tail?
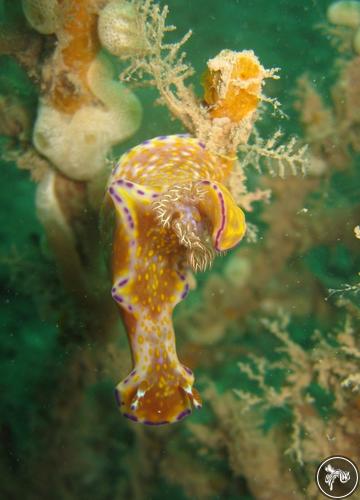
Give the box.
[114,315,202,425]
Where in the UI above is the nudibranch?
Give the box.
[102,134,246,424]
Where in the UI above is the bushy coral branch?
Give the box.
[239,129,309,178]
[234,311,360,466]
[119,0,197,129]
[227,160,271,210]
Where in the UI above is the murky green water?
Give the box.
[1,1,359,499]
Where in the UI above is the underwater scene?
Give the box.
[1,0,360,499]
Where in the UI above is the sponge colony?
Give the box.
[327,1,360,54]
[327,1,360,28]
[203,50,265,123]
[33,57,142,181]
[22,0,58,34]
[98,0,144,57]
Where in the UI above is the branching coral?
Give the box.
[188,386,303,500]
[296,59,360,172]
[232,311,360,485]
[238,128,308,178]
[297,2,360,175]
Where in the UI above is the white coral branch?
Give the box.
[239,130,309,177]
[119,0,196,129]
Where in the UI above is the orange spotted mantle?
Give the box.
[102,134,246,425]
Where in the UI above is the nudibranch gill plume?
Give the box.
[102,134,246,424]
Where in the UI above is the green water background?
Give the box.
[1,1,358,499]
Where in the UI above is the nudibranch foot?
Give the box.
[115,363,202,424]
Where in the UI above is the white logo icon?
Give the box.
[325,464,351,491]
[316,456,359,499]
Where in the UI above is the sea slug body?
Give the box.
[102,135,246,424]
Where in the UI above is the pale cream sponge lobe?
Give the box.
[33,56,142,181]
[327,1,360,28]
[22,0,59,34]
[98,0,145,57]
[327,1,360,54]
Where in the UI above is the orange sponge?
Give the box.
[51,0,100,113]
[203,50,265,123]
